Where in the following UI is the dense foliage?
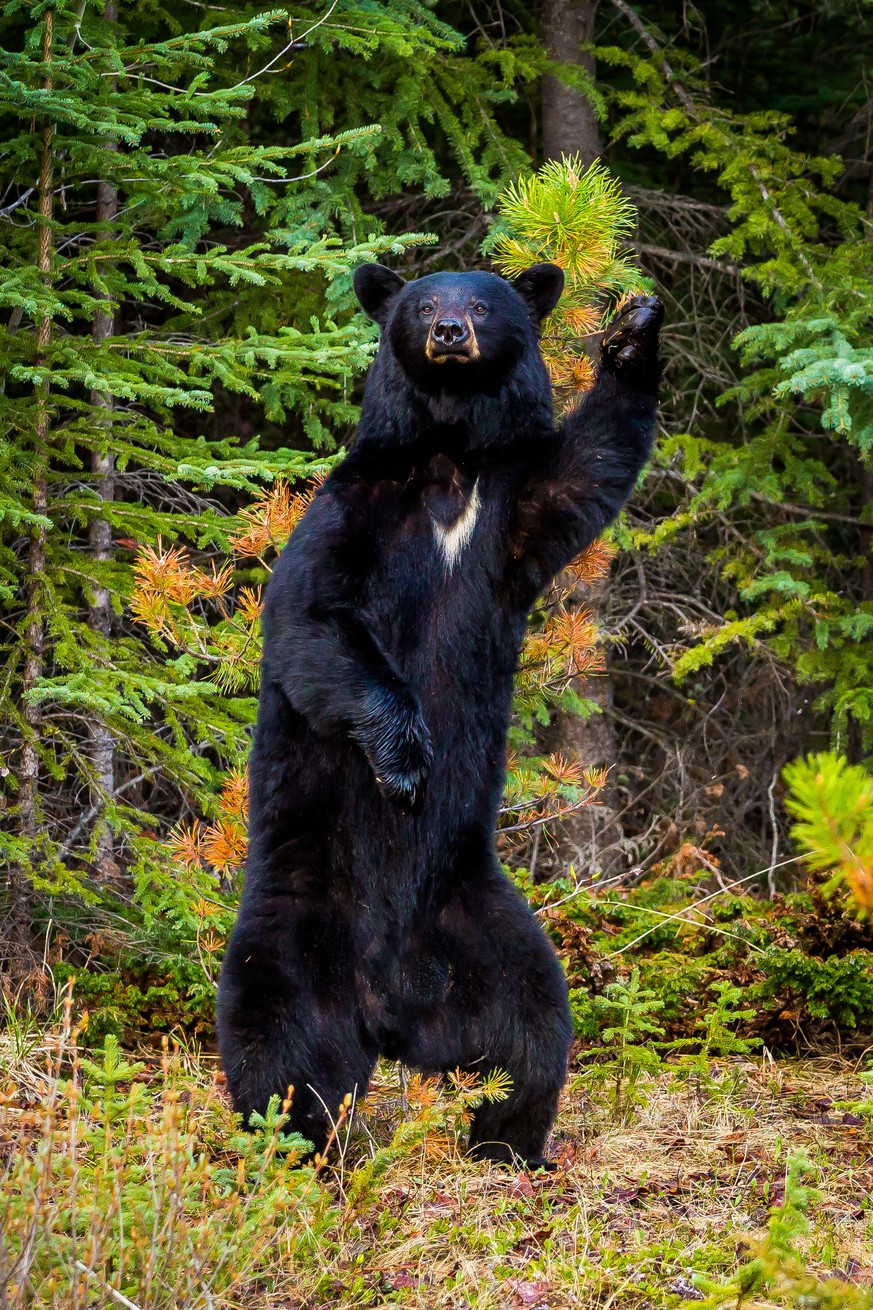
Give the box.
[3,8,872,1304]
[0,0,870,1050]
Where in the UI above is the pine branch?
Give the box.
[610,0,820,286]
[14,8,55,962]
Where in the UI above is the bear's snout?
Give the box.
[426,313,478,363]
[432,317,468,346]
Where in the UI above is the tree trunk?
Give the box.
[87,0,119,882]
[847,458,872,766]
[536,0,626,879]
[541,0,601,166]
[848,172,873,766]
[8,9,54,980]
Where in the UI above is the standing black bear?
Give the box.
[217,262,662,1168]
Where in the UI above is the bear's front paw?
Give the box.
[601,294,663,379]
[373,757,429,814]
[356,685,433,815]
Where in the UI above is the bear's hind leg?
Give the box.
[463,909,571,1170]
[217,894,377,1156]
[398,872,572,1170]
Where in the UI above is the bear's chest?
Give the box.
[419,453,482,572]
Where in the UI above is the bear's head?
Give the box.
[353,264,564,398]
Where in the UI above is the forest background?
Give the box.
[1,0,873,1065]
[3,2,873,1308]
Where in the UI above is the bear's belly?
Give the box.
[355,940,452,1056]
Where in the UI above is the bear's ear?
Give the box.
[354,264,406,325]
[512,263,565,323]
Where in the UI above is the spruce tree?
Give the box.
[596,3,873,762]
[0,0,567,987]
[0,0,424,968]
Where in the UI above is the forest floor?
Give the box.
[2,1017,873,1309]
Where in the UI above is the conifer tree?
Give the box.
[0,0,425,967]
[489,157,645,401]
[596,4,873,761]
[488,157,650,875]
[0,0,570,982]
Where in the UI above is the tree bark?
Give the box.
[536,0,626,879]
[848,171,873,766]
[541,0,601,166]
[87,0,119,882]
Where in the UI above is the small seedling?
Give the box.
[668,979,761,1101]
[580,967,666,1121]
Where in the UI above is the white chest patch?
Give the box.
[432,479,481,571]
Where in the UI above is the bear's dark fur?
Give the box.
[217,263,662,1167]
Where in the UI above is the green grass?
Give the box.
[2,995,872,1309]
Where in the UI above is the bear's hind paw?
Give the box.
[468,1141,559,1173]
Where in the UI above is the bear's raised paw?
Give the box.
[601,294,663,378]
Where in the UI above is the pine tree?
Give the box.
[488,157,645,402]
[486,157,649,876]
[1,0,579,991]
[0,0,426,971]
[595,3,873,762]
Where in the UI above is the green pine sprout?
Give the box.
[783,752,873,915]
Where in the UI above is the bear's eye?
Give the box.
[473,303,487,315]
[420,303,435,317]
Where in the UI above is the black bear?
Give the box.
[217,262,662,1168]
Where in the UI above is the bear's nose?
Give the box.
[432,318,469,346]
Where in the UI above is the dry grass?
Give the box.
[1,1011,872,1310]
[337,1056,873,1310]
